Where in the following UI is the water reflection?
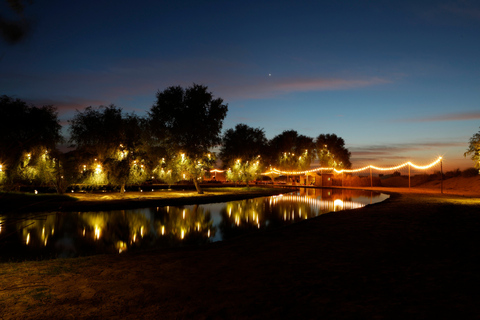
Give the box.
[0,188,388,261]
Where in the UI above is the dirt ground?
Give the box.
[1,179,480,319]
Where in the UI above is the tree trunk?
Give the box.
[193,178,203,194]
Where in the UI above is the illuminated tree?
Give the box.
[69,105,147,192]
[267,130,315,171]
[149,84,228,194]
[226,158,262,187]
[220,124,268,167]
[315,134,351,169]
[0,95,63,190]
[465,128,480,173]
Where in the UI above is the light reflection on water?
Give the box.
[0,188,388,261]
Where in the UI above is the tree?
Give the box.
[266,130,315,171]
[315,134,351,169]
[0,95,63,190]
[464,128,480,173]
[220,124,267,186]
[226,158,262,187]
[148,84,228,194]
[219,123,268,167]
[69,105,147,192]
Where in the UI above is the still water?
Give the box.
[0,188,388,261]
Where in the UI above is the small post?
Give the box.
[370,166,373,187]
[440,157,443,194]
[408,163,411,189]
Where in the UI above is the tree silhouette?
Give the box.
[464,128,480,172]
[220,123,267,167]
[69,105,147,192]
[315,134,351,168]
[267,130,315,171]
[149,84,228,194]
[0,95,63,190]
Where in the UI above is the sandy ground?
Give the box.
[1,178,480,319]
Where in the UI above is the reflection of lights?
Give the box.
[117,241,127,253]
[183,209,186,219]
[181,229,185,239]
[207,229,211,237]
[83,228,86,236]
[334,199,344,211]
[94,226,101,240]
[161,226,165,235]
[140,226,144,237]
[26,233,30,245]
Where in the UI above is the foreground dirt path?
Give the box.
[1,189,480,319]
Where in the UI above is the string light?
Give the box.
[261,157,442,176]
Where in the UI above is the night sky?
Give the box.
[2,0,479,171]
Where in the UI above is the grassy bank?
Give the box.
[1,189,480,319]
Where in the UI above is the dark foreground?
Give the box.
[1,190,480,319]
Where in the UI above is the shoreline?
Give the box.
[0,186,297,213]
[1,187,479,319]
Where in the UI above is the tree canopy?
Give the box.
[149,84,228,193]
[69,105,147,192]
[220,123,267,167]
[464,128,480,172]
[0,95,63,187]
[267,130,316,171]
[315,133,351,169]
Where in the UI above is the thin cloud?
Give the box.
[397,111,480,123]
[349,140,465,165]
[217,76,390,100]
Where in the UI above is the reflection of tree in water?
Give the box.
[219,196,322,240]
[154,204,216,246]
[78,209,152,254]
[0,213,59,261]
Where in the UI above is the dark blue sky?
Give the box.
[2,0,480,170]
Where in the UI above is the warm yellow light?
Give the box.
[26,232,30,245]
[262,157,443,176]
[94,226,101,240]
[334,199,344,211]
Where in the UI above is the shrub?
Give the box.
[462,167,479,177]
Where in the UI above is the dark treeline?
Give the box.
[0,85,352,194]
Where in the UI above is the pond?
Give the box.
[0,188,389,261]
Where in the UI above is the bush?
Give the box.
[462,167,479,177]
[445,168,461,179]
